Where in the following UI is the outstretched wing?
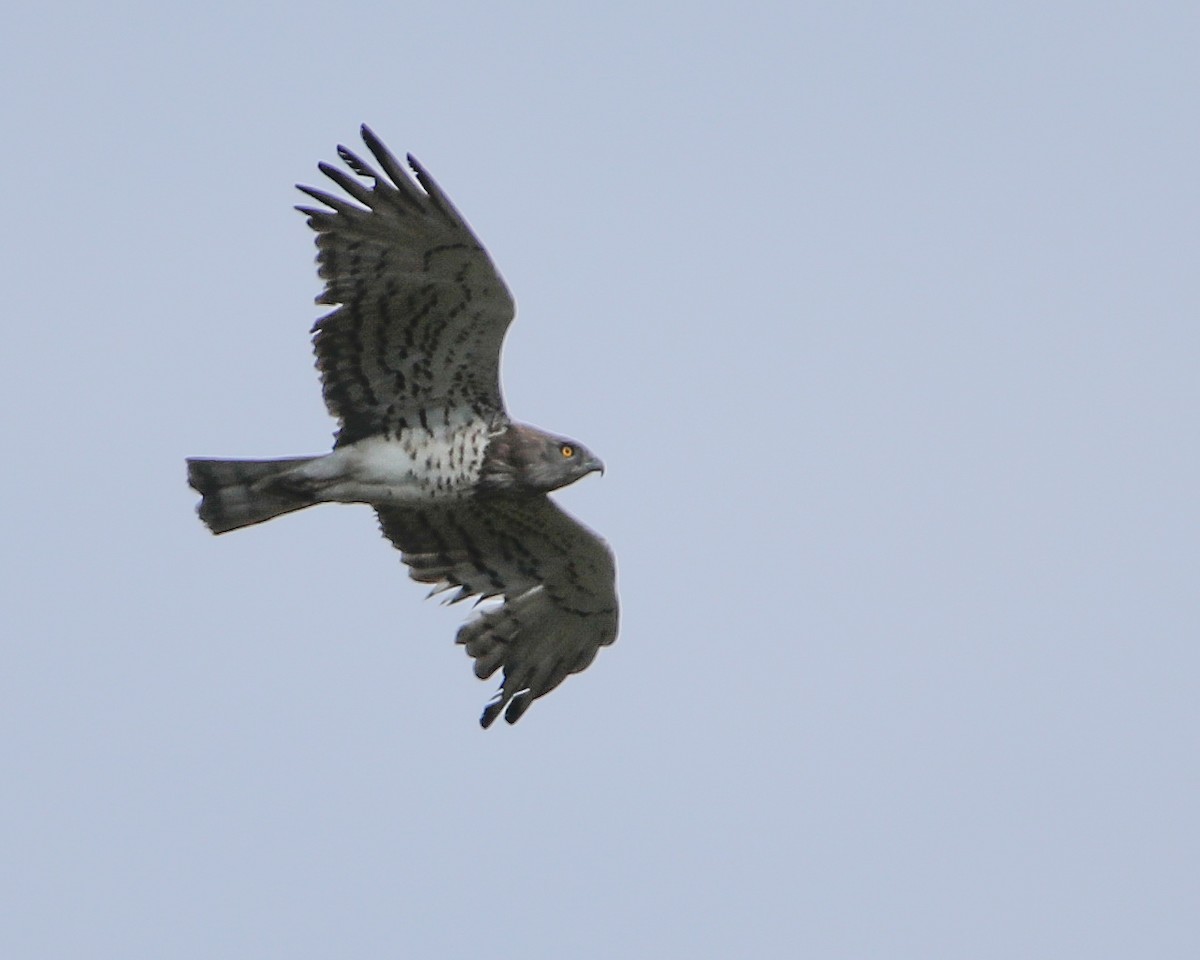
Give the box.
[297,126,516,446]
[377,497,619,727]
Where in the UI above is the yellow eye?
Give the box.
[560,444,574,458]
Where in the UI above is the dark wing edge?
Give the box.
[377,497,619,727]
[296,126,517,445]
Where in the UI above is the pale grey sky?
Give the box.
[3,2,1198,957]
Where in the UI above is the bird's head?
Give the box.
[480,423,605,494]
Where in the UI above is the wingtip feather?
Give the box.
[480,696,505,729]
[504,691,533,724]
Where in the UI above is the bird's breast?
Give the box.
[314,417,495,506]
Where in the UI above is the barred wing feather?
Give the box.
[377,497,618,727]
[297,125,515,445]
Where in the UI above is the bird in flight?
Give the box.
[187,126,618,727]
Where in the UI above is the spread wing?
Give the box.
[297,126,516,446]
[377,497,619,727]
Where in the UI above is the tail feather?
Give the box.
[187,457,320,534]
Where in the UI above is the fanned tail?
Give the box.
[186,457,320,534]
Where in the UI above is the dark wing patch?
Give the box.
[297,126,516,445]
[377,497,618,727]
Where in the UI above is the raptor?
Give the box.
[188,127,618,727]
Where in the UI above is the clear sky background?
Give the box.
[3,2,1197,957]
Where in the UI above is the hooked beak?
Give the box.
[585,456,606,477]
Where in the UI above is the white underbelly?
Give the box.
[295,426,490,505]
